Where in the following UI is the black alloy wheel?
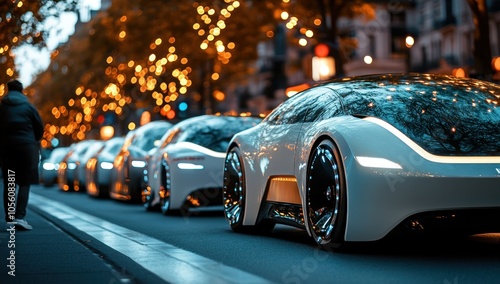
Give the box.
[306,139,346,249]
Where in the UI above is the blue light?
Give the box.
[179,102,188,111]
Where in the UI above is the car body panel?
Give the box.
[164,141,226,210]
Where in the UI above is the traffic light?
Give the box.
[312,42,335,81]
[177,101,189,118]
[314,43,331,57]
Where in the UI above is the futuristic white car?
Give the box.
[142,115,261,214]
[110,120,172,202]
[223,74,500,249]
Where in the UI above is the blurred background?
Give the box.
[1,0,499,149]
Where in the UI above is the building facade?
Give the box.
[345,0,500,77]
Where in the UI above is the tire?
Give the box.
[306,139,347,249]
[223,147,274,233]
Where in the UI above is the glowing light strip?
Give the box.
[173,142,226,158]
[131,160,147,168]
[178,163,204,170]
[364,117,500,164]
[356,156,402,169]
[100,161,114,170]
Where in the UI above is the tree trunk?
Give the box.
[467,0,493,80]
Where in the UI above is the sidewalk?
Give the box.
[0,207,126,284]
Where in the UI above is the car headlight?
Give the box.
[355,156,402,169]
[177,162,204,170]
[131,160,147,168]
[67,162,77,170]
[100,162,114,170]
[43,163,56,171]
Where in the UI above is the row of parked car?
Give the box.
[39,74,500,251]
[40,114,262,215]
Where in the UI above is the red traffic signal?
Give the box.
[314,43,330,57]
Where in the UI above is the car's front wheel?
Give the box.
[223,147,274,233]
[306,139,346,250]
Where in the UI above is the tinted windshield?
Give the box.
[132,122,171,151]
[48,148,68,162]
[332,74,500,156]
[171,116,261,152]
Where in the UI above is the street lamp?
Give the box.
[405,35,415,48]
[405,35,415,73]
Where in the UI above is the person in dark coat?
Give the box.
[0,80,43,230]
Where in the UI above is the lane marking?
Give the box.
[30,193,272,284]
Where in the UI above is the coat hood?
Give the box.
[1,91,29,106]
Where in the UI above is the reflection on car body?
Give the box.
[222,73,500,250]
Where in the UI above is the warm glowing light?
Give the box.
[405,36,415,48]
[213,90,225,101]
[286,83,310,97]
[453,68,466,78]
[312,57,335,81]
[128,122,136,131]
[100,126,114,140]
[364,55,373,64]
[298,38,308,46]
[166,110,176,119]
[492,57,500,71]
[140,111,151,126]
[281,11,289,20]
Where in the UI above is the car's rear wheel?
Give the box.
[159,160,172,215]
[223,147,274,233]
[306,139,346,249]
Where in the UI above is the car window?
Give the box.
[265,88,337,125]
[134,125,170,151]
[178,116,261,152]
[303,90,344,122]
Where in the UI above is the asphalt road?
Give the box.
[30,185,500,284]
